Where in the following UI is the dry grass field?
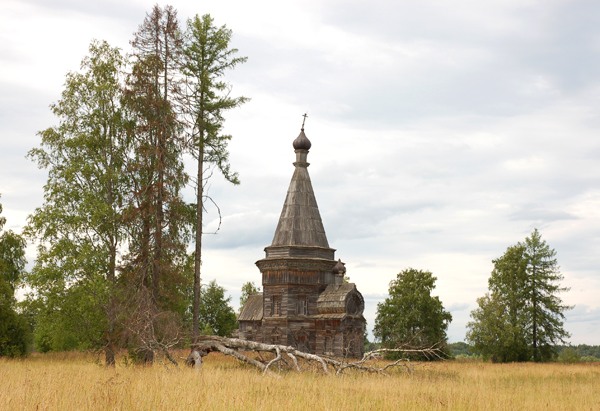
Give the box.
[1,351,599,410]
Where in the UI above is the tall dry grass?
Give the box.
[1,351,599,410]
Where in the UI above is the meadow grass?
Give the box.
[1,351,599,410]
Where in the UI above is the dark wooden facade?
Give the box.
[238,128,365,357]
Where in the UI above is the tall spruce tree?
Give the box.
[181,14,248,340]
[26,41,127,365]
[467,229,571,362]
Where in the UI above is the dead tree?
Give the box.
[125,291,184,366]
[189,335,446,375]
[185,349,203,370]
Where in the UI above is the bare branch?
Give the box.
[190,336,446,376]
[201,195,222,235]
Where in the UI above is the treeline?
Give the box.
[448,342,600,362]
[0,5,247,365]
[555,345,600,361]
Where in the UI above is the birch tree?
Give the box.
[26,41,127,365]
[374,268,452,357]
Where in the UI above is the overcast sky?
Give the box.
[1,0,599,344]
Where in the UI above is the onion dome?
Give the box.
[293,129,312,150]
[332,259,346,275]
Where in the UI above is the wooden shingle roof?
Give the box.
[265,129,334,259]
[237,293,263,322]
[316,283,364,315]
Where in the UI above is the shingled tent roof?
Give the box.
[264,128,334,260]
[237,293,263,321]
[316,283,364,315]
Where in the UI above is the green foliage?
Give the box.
[22,279,108,352]
[555,345,600,361]
[0,292,31,357]
[524,229,571,360]
[199,280,237,337]
[25,41,128,357]
[447,342,474,357]
[0,196,31,357]
[467,229,571,362]
[239,281,260,309]
[467,293,528,362]
[0,278,31,357]
[182,13,248,185]
[572,344,600,359]
[374,268,452,357]
[557,347,581,363]
[0,233,26,292]
[182,13,248,339]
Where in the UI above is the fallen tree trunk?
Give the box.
[189,335,446,375]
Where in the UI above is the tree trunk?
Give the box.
[153,129,164,303]
[192,132,204,341]
[532,266,538,362]
[186,349,203,370]
[105,242,117,367]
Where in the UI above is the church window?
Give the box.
[297,297,307,315]
[346,293,364,315]
[272,296,281,316]
[271,328,281,344]
[325,335,333,354]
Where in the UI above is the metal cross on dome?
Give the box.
[301,113,308,130]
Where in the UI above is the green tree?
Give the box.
[467,293,523,362]
[199,280,237,337]
[557,347,581,363]
[22,280,107,353]
[447,342,473,357]
[0,195,30,357]
[374,268,452,356]
[524,229,571,361]
[239,281,261,309]
[181,14,248,340]
[26,41,128,365]
[467,229,571,362]
[0,281,30,357]
[0,214,26,292]
[467,245,530,362]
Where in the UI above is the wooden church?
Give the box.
[237,125,366,357]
